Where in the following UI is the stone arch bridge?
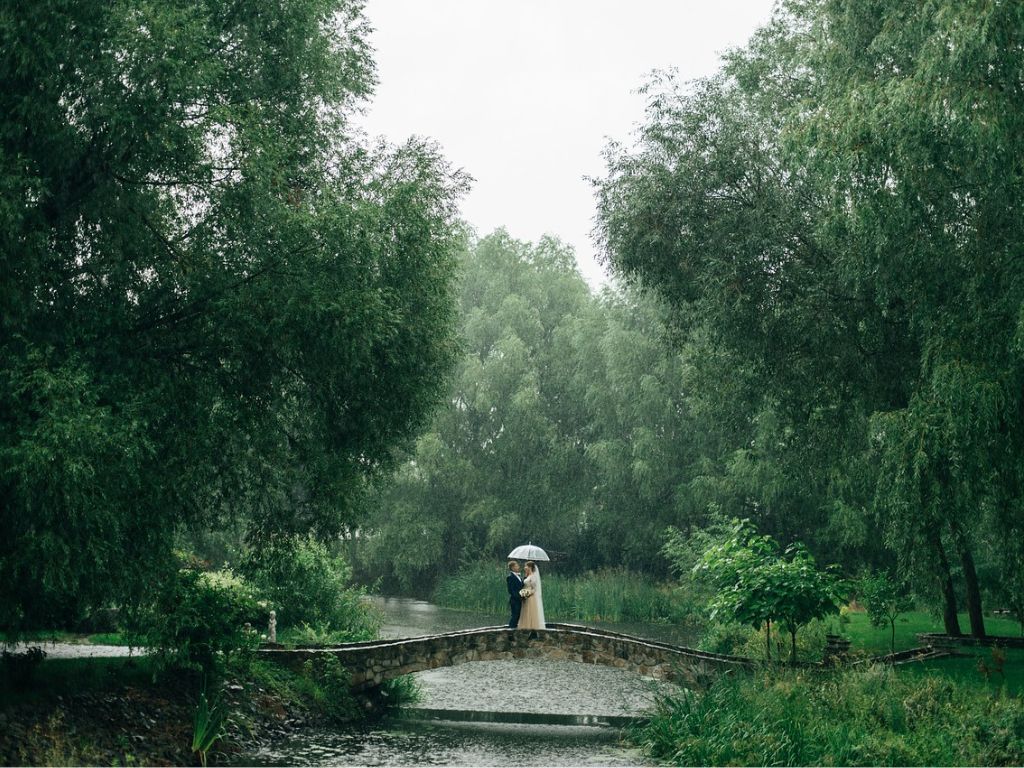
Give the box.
[258,623,752,693]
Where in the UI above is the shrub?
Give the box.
[698,622,752,656]
[245,536,379,639]
[300,654,362,722]
[146,568,262,673]
[693,520,844,664]
[381,674,422,706]
[700,619,828,662]
[736,617,828,663]
[2,646,46,691]
[856,570,913,654]
[634,665,1024,766]
[286,622,365,646]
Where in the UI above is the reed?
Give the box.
[433,562,690,624]
[190,688,225,768]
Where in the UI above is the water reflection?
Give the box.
[373,596,501,639]
[243,719,647,767]
[371,595,699,647]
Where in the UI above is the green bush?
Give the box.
[634,665,1024,766]
[697,622,752,655]
[284,622,367,646]
[699,618,829,662]
[300,654,361,722]
[1,646,46,691]
[381,674,422,706]
[146,568,262,673]
[245,536,379,639]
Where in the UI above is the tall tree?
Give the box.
[357,231,705,592]
[595,0,1024,636]
[0,0,465,629]
[804,0,1024,637]
[358,231,593,591]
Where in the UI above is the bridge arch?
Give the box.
[258,623,752,692]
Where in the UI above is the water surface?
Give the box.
[238,596,678,766]
[242,720,646,767]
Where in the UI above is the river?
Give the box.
[240,597,686,766]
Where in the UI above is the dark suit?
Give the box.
[507,571,523,628]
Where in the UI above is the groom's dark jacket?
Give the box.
[507,571,523,606]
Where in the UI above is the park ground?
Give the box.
[2,608,1022,765]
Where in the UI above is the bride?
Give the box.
[518,560,546,630]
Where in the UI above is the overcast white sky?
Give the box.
[357,1,778,287]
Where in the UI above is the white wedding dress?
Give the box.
[518,569,546,630]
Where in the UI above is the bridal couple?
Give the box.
[506,560,545,630]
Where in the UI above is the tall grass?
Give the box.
[433,561,693,624]
[633,665,1024,766]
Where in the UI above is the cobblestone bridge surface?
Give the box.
[257,623,752,692]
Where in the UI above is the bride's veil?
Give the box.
[533,564,545,627]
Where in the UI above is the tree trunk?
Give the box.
[929,529,962,636]
[889,618,896,654]
[790,628,797,666]
[764,620,771,662]
[951,522,986,638]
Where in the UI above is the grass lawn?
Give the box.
[901,646,1024,696]
[841,609,1023,654]
[836,609,1024,695]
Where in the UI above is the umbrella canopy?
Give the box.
[508,543,550,561]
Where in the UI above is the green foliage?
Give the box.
[1,646,46,691]
[356,231,701,592]
[694,520,844,663]
[244,536,379,639]
[698,615,830,664]
[433,561,694,625]
[430,561,509,614]
[634,666,1024,766]
[190,688,225,768]
[146,568,261,673]
[594,0,1024,635]
[0,0,464,633]
[739,618,829,664]
[857,570,914,654]
[381,674,422,707]
[696,622,753,656]
[299,655,361,723]
[282,622,365,647]
[994,540,1024,637]
[239,656,358,724]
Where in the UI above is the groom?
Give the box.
[506,560,523,628]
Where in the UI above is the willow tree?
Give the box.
[0,0,465,629]
[596,0,1024,636]
[803,0,1024,638]
[358,231,595,591]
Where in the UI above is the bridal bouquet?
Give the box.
[519,586,534,598]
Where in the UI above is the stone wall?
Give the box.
[258,623,751,692]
